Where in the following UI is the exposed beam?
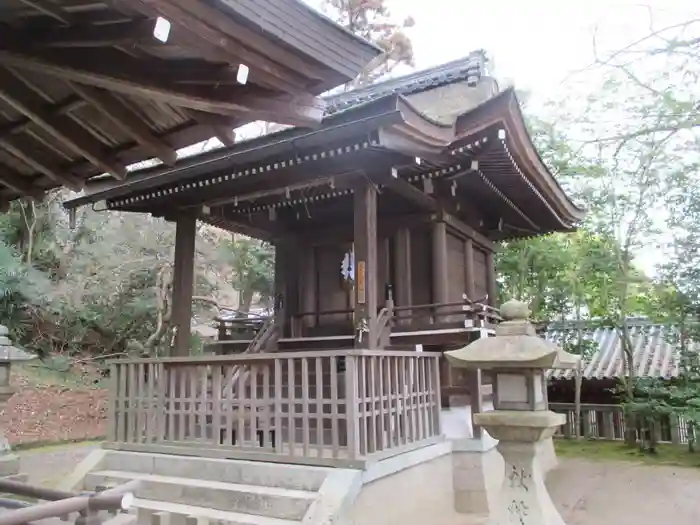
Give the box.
[69,82,177,165]
[18,0,69,24]
[0,50,325,127]
[186,110,237,147]
[0,68,126,180]
[0,164,44,200]
[381,175,438,211]
[127,0,309,94]
[0,135,83,190]
[0,96,86,136]
[4,18,170,49]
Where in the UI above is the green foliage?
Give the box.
[219,237,275,311]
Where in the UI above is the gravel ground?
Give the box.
[18,442,99,487]
[548,458,700,525]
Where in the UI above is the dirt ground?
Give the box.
[548,457,700,524]
[15,445,700,524]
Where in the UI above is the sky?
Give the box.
[330,0,697,106]
[304,0,698,275]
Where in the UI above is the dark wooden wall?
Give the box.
[277,217,495,334]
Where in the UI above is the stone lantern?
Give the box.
[445,299,579,525]
[0,325,36,478]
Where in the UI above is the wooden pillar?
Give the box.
[486,250,497,306]
[299,244,316,336]
[464,238,475,300]
[171,214,197,357]
[432,219,448,321]
[394,227,412,325]
[353,180,378,348]
[274,241,288,333]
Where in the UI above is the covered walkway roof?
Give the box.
[0,0,379,204]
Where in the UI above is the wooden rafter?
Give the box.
[126,0,310,94]
[2,18,169,49]
[68,82,177,165]
[0,135,83,190]
[0,164,43,201]
[0,68,126,180]
[17,0,69,24]
[0,95,86,136]
[186,110,237,147]
[0,50,325,127]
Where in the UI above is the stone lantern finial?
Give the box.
[500,299,530,321]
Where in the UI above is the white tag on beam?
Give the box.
[153,17,171,43]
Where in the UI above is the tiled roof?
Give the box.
[323,50,488,116]
[544,319,682,380]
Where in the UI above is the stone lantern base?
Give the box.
[452,433,503,516]
[475,410,566,525]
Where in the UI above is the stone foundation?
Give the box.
[452,436,503,516]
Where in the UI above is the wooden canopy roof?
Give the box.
[65,56,584,240]
[0,0,380,204]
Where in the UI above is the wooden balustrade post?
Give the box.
[344,355,360,459]
[107,364,118,442]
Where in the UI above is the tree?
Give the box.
[322,0,415,86]
[219,236,275,312]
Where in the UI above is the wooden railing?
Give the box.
[393,299,500,328]
[549,403,690,445]
[107,350,442,467]
[216,315,267,341]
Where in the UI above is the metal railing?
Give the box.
[0,478,138,525]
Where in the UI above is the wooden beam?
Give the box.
[0,135,83,190]
[0,96,87,137]
[381,176,438,212]
[69,83,177,165]
[5,18,170,49]
[18,0,69,24]
[128,0,309,94]
[0,68,126,180]
[186,110,237,147]
[0,50,325,127]
[0,163,44,200]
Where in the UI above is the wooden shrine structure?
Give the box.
[64,52,583,463]
[0,0,378,204]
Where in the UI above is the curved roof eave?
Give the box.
[453,88,585,226]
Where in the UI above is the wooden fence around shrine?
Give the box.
[106,350,442,468]
[549,402,690,445]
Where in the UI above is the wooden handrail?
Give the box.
[112,348,442,365]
